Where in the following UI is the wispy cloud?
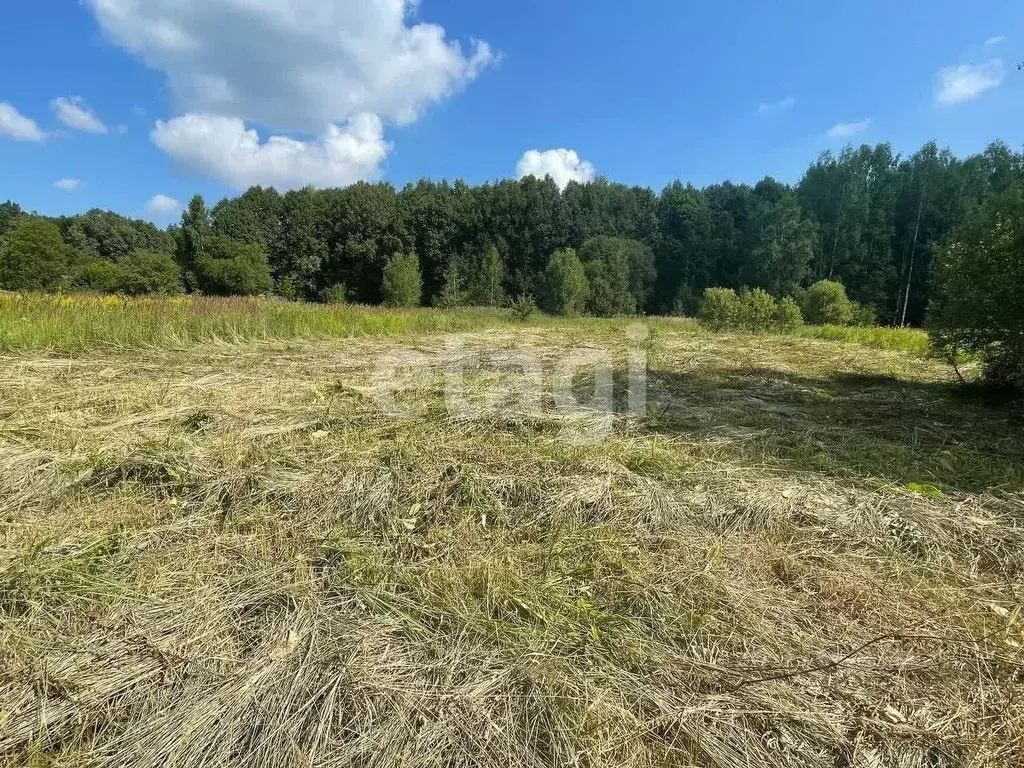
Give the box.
[935,59,1004,105]
[54,178,81,191]
[0,102,46,142]
[827,118,871,140]
[52,96,108,134]
[984,36,1005,47]
[758,96,795,113]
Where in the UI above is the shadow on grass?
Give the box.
[642,366,1024,494]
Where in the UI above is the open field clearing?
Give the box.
[0,310,1022,767]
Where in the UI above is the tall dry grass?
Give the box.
[0,292,511,352]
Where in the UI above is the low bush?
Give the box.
[323,283,348,305]
[801,280,854,325]
[737,288,776,331]
[697,287,741,331]
[509,293,537,321]
[773,296,804,331]
[699,287,805,333]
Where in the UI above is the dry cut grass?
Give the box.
[0,321,1022,767]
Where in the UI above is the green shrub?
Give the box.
[802,279,854,325]
[196,236,273,296]
[928,186,1024,392]
[70,259,119,292]
[773,296,804,331]
[697,287,741,331]
[0,218,72,290]
[112,251,184,295]
[737,288,776,332]
[542,248,589,317]
[509,293,537,322]
[276,275,298,301]
[323,283,348,305]
[851,302,877,327]
[382,252,422,308]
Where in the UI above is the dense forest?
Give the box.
[1,139,1023,328]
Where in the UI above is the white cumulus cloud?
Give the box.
[52,96,108,134]
[0,102,46,142]
[146,194,182,217]
[935,60,1005,105]
[984,36,1005,47]
[54,178,81,191]
[84,0,495,132]
[827,118,871,140]
[758,96,795,113]
[515,149,596,190]
[152,113,390,191]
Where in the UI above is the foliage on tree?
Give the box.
[0,201,24,238]
[176,195,211,288]
[746,181,817,294]
[195,236,273,296]
[112,251,184,295]
[928,186,1024,392]
[0,219,74,290]
[61,209,174,263]
[381,252,423,308]
[4,137,1023,323]
[470,245,505,306]
[578,235,655,314]
[542,248,589,317]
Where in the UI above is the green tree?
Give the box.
[468,245,505,306]
[542,248,589,317]
[0,201,24,238]
[62,209,174,263]
[196,236,273,296]
[746,181,817,294]
[113,251,184,295]
[928,186,1024,391]
[578,235,655,313]
[382,252,423,307]
[176,195,211,289]
[0,219,72,290]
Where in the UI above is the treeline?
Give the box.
[1,139,1022,325]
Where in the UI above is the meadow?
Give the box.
[0,295,1021,768]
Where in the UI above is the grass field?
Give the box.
[1,297,1022,767]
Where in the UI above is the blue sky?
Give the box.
[1,0,1021,224]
